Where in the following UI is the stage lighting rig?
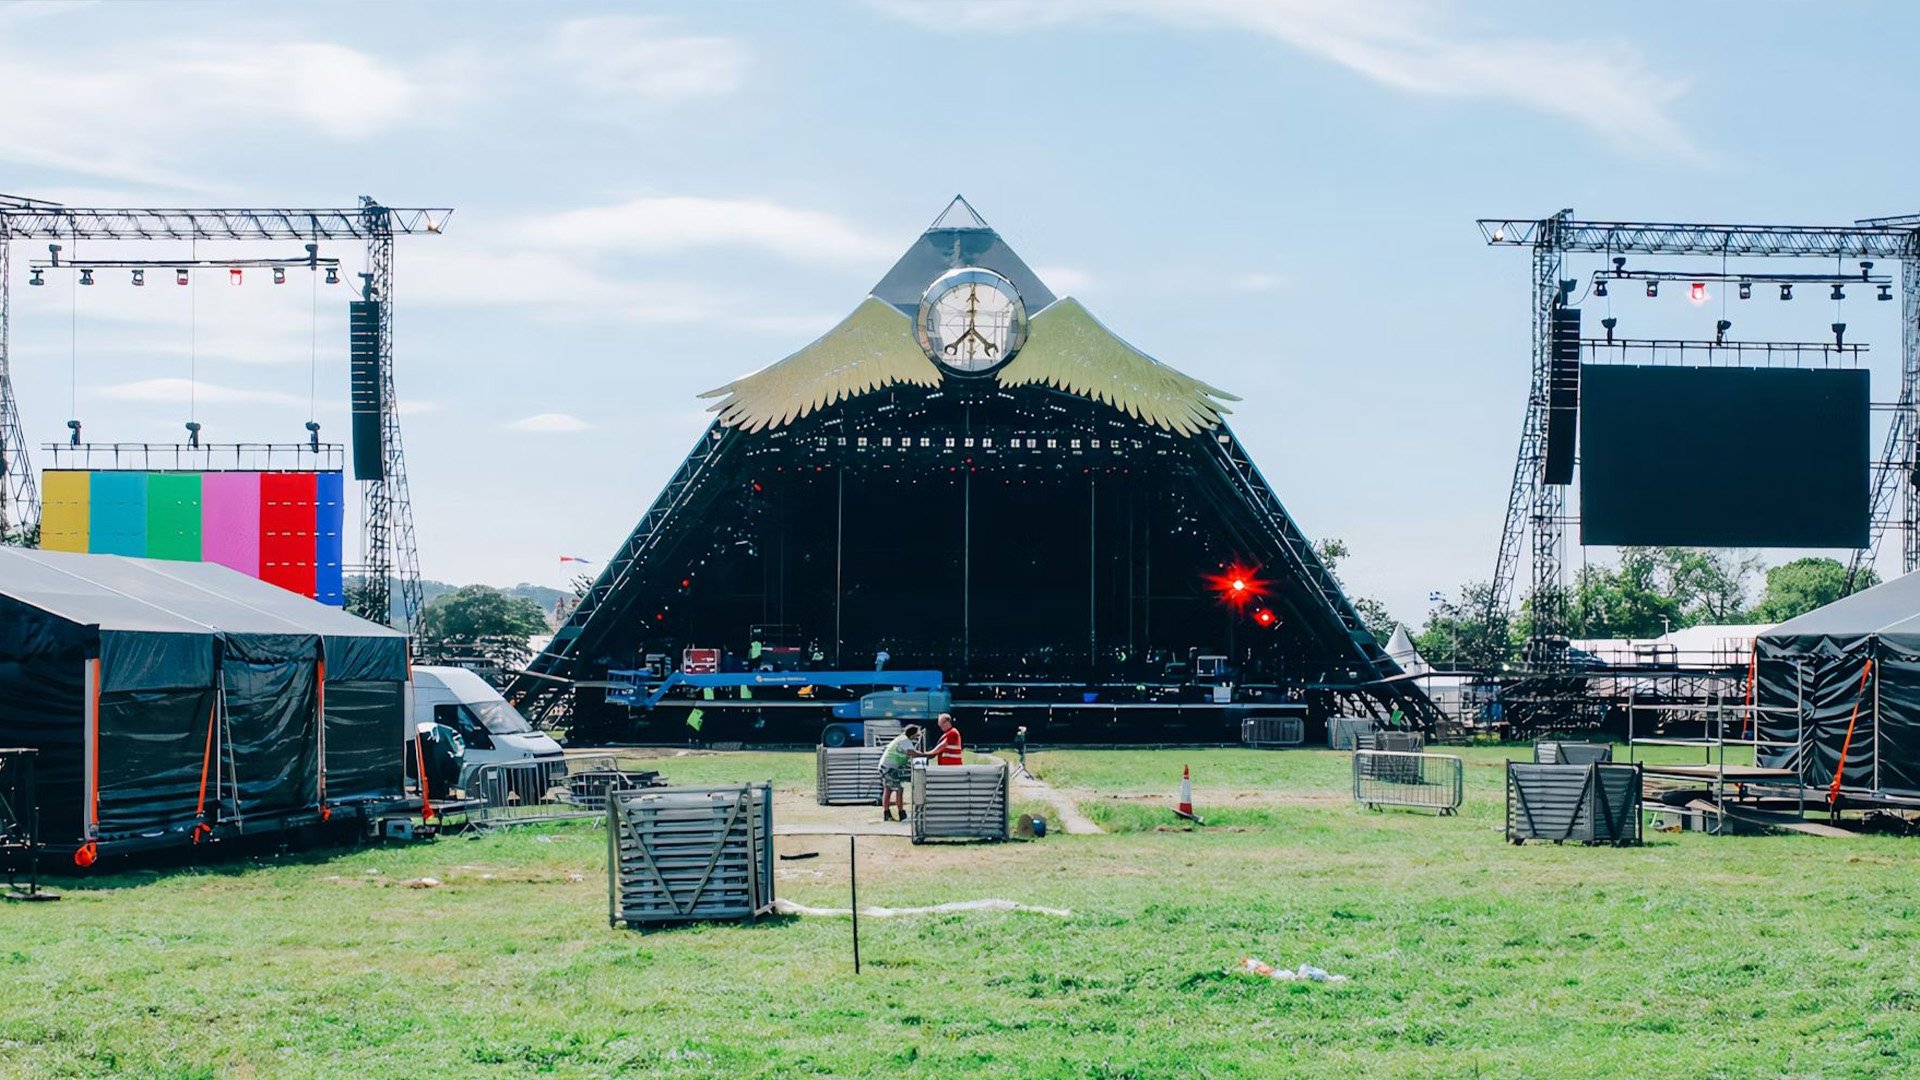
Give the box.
[1715,319,1732,344]
[1646,280,1658,297]
[1738,281,1752,300]
[1781,283,1793,300]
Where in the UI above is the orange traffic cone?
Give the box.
[1175,765,1205,824]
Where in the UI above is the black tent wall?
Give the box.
[221,633,322,821]
[1756,633,1920,799]
[319,634,407,806]
[0,595,88,845]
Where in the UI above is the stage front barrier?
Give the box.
[1241,716,1305,748]
[1533,741,1613,766]
[816,746,886,805]
[1506,762,1643,846]
[911,763,1009,843]
[1351,751,1463,815]
[608,784,774,928]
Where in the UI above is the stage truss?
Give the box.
[1477,210,1920,669]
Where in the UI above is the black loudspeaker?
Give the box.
[349,300,385,481]
[1543,306,1580,485]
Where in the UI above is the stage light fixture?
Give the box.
[1593,279,1607,297]
[78,268,93,286]
[1231,579,1247,593]
[1646,280,1658,298]
[27,268,43,286]
[324,266,340,285]
[1833,322,1847,346]
[1601,316,1618,342]
[184,421,201,448]
[1716,319,1732,344]
[1738,281,1751,300]
[130,268,144,286]
[305,420,321,452]
[177,268,190,286]
[229,267,243,286]
[66,418,81,446]
[273,266,287,285]
[1612,256,1627,272]
[1254,609,1275,627]
[1780,283,1792,300]
[1879,284,1894,301]
[1831,283,1845,301]
[1861,261,1874,279]
[1689,281,1706,303]
[1491,225,1505,242]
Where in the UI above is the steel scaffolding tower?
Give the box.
[0,196,450,628]
[1478,210,1920,664]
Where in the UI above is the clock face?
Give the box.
[916,268,1028,375]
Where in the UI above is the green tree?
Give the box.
[1750,557,1878,624]
[418,584,549,641]
[1564,547,1762,637]
[1418,581,1511,670]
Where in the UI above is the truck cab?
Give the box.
[410,666,565,772]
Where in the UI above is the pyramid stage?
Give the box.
[511,199,1434,744]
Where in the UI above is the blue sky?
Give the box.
[3,0,1914,626]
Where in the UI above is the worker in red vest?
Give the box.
[910,713,964,766]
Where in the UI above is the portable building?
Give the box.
[0,548,408,861]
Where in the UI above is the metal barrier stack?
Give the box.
[1506,762,1643,845]
[863,720,905,748]
[816,746,886,805]
[608,783,774,928]
[1533,741,1613,766]
[910,763,1009,843]
[1352,751,1464,814]
[1241,715,1306,748]
[1327,717,1373,750]
[468,755,658,830]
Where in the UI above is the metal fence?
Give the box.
[1506,762,1643,845]
[467,755,655,829]
[1351,751,1464,814]
[1328,717,1373,750]
[816,746,886,805]
[1355,732,1426,783]
[911,763,1009,843]
[863,720,905,748]
[1241,716,1305,748]
[608,783,774,928]
[1533,741,1613,766]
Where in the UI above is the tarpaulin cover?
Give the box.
[1755,570,1920,799]
[222,633,320,820]
[97,688,216,837]
[0,598,87,844]
[324,681,405,802]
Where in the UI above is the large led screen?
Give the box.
[1579,365,1869,548]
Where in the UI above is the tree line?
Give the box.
[1319,541,1876,670]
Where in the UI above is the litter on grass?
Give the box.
[1235,957,1349,984]
[772,898,1071,919]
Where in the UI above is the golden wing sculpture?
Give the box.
[699,297,944,432]
[996,298,1237,436]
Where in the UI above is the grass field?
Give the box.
[5,744,1919,1078]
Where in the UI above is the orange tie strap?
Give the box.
[192,697,217,843]
[1827,659,1874,807]
[315,658,328,822]
[414,730,436,822]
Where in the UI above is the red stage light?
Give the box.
[1254,608,1275,626]
[1206,563,1269,607]
[229,267,244,286]
[1689,281,1706,303]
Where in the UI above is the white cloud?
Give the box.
[872,0,1701,161]
[0,38,475,188]
[1034,265,1095,294]
[547,17,748,104]
[510,197,897,264]
[97,377,299,405]
[506,412,591,433]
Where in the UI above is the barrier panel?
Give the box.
[1241,716,1305,748]
[816,746,886,805]
[608,783,774,927]
[863,720,905,748]
[1533,741,1613,766]
[1506,762,1643,845]
[910,763,1009,843]
[468,755,656,830]
[1328,717,1373,750]
[1352,751,1463,814]
[1356,731,1426,782]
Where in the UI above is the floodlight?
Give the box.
[1689,282,1706,303]
[28,268,43,286]
[78,268,93,286]
[1831,283,1845,301]
[1833,322,1847,345]
[1780,283,1793,300]
[1737,281,1751,300]
[1593,279,1608,297]
[1646,280,1658,298]
[131,269,145,286]
[1716,319,1732,344]
[177,268,190,286]
[229,268,243,286]
[324,266,340,285]
[1879,284,1894,301]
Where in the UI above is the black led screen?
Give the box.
[1579,364,1869,548]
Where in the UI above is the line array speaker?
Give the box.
[1543,306,1580,486]
[349,300,385,482]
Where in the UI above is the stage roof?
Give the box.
[1764,571,1920,639]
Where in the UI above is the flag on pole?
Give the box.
[560,555,593,565]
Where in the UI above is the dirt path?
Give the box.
[981,754,1104,835]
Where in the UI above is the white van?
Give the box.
[410,666,564,774]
